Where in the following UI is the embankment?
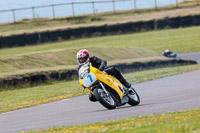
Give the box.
[0,14,200,48]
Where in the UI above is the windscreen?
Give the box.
[78,62,90,79]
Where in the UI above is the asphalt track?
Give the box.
[0,52,199,133]
[179,52,200,63]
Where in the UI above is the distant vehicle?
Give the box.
[78,62,140,109]
[162,49,177,58]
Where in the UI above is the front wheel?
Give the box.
[93,87,116,109]
[127,88,140,106]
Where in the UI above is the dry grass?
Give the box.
[0,56,169,79]
[0,46,158,74]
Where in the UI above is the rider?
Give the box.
[163,49,172,56]
[77,49,132,102]
[162,49,177,57]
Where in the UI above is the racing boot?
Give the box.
[118,77,132,95]
[107,67,132,94]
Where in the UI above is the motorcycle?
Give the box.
[162,52,178,58]
[78,62,140,109]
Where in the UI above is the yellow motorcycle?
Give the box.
[79,62,140,109]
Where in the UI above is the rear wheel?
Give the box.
[93,87,116,109]
[127,88,140,106]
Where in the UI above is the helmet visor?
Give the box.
[78,57,87,64]
[78,54,89,64]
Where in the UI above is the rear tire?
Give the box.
[93,87,116,109]
[128,88,140,106]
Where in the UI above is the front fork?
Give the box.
[98,81,110,96]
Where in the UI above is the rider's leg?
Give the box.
[105,67,131,88]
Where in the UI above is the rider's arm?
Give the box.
[168,51,173,54]
[99,60,107,71]
[90,56,107,71]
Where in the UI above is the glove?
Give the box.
[99,65,105,71]
[99,60,107,71]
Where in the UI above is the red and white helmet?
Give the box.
[164,49,170,54]
[77,49,90,65]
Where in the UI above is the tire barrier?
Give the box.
[155,19,168,29]
[0,14,200,48]
[49,72,60,80]
[167,17,180,29]
[0,36,15,48]
[26,32,39,44]
[131,21,143,32]
[13,34,27,46]
[191,15,200,26]
[114,59,197,72]
[0,59,197,90]
[180,16,192,27]
[142,20,155,31]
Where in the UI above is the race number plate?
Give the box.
[83,73,97,88]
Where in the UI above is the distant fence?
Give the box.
[0,0,193,24]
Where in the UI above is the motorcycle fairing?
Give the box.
[79,63,125,99]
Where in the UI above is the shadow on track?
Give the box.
[84,103,154,113]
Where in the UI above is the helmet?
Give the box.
[164,49,170,54]
[77,49,90,65]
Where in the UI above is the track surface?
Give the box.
[179,52,200,63]
[0,52,200,133]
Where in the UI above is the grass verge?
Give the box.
[26,107,200,133]
[0,64,200,113]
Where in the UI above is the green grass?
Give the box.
[26,107,200,133]
[0,80,82,113]
[1,64,200,113]
[1,26,200,57]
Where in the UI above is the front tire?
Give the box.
[93,87,116,109]
[127,88,140,106]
